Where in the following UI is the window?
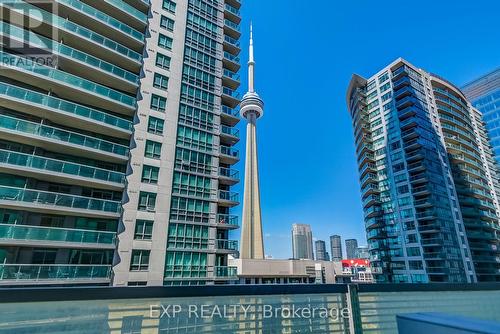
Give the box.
[138,192,156,211]
[160,15,175,31]
[145,140,162,159]
[151,94,167,111]
[153,73,169,89]
[162,0,176,14]
[156,53,171,70]
[142,165,159,184]
[130,250,150,271]
[381,92,392,102]
[148,117,164,135]
[378,72,389,84]
[158,33,173,50]
[134,220,153,240]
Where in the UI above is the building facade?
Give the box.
[315,240,327,261]
[345,238,358,259]
[347,58,500,283]
[356,245,370,259]
[0,0,242,287]
[330,235,343,261]
[462,69,500,163]
[291,224,313,260]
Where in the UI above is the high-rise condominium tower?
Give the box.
[315,240,327,261]
[330,235,343,261]
[345,239,358,259]
[347,58,500,283]
[462,69,500,163]
[239,24,265,259]
[0,0,242,287]
[291,224,313,260]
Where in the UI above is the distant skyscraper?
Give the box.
[462,68,500,163]
[356,246,370,259]
[291,224,314,260]
[345,239,358,259]
[315,240,327,261]
[330,235,343,261]
[239,25,265,260]
[347,58,500,283]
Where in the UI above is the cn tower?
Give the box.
[239,24,265,259]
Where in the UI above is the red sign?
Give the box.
[341,259,370,267]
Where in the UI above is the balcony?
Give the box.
[0,149,125,189]
[215,214,239,229]
[220,125,240,145]
[223,51,241,72]
[0,82,132,138]
[218,167,239,186]
[0,223,116,249]
[224,4,241,24]
[0,22,138,92]
[214,266,238,278]
[0,1,142,69]
[222,68,240,89]
[0,51,136,114]
[0,185,121,218]
[218,190,239,207]
[53,0,145,48]
[219,145,239,164]
[220,105,240,126]
[222,87,241,108]
[216,239,239,252]
[0,115,129,162]
[224,19,241,39]
[223,34,241,52]
[2,284,500,332]
[0,264,111,284]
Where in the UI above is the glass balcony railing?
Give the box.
[0,82,132,132]
[1,0,142,62]
[0,185,122,214]
[220,145,239,158]
[0,264,112,282]
[216,214,239,227]
[0,82,133,132]
[0,23,139,85]
[103,0,147,23]
[222,87,241,99]
[0,51,136,108]
[224,35,241,48]
[0,284,500,334]
[57,0,144,42]
[0,115,130,157]
[0,149,126,185]
[221,105,239,117]
[219,167,239,179]
[221,125,240,138]
[214,266,238,277]
[224,19,240,32]
[223,69,240,81]
[216,239,238,251]
[0,223,116,245]
[218,190,239,203]
[1,284,500,333]
[224,3,241,17]
[223,51,240,63]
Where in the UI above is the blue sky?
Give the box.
[229,0,500,259]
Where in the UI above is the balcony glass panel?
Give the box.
[0,51,136,107]
[0,82,132,132]
[3,0,142,62]
[0,223,116,245]
[0,115,129,157]
[0,264,111,282]
[0,186,121,214]
[0,149,125,184]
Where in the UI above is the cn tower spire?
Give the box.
[239,24,265,259]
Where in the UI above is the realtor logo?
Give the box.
[0,0,59,67]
